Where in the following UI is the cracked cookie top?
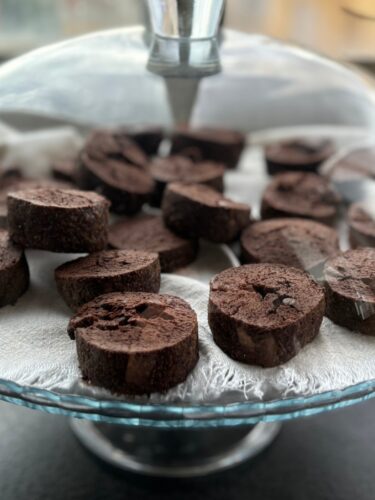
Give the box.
[209,263,325,330]
[68,292,198,351]
[324,248,375,304]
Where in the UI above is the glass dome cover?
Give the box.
[0,0,373,132]
[0,0,374,423]
[1,0,375,477]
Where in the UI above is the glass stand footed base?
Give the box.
[70,419,281,477]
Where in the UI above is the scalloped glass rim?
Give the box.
[1,376,375,428]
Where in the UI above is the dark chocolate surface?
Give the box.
[108,214,198,273]
[78,153,154,215]
[265,138,334,175]
[162,182,250,243]
[171,127,245,169]
[68,292,199,394]
[8,188,109,253]
[85,129,148,168]
[55,249,161,310]
[241,217,340,275]
[78,129,154,214]
[0,229,29,307]
[150,156,224,206]
[261,172,341,225]
[0,177,74,227]
[324,248,375,335]
[209,264,325,366]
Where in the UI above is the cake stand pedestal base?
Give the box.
[70,419,281,477]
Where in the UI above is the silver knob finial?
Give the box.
[148,0,224,40]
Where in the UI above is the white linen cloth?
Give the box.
[1,250,375,405]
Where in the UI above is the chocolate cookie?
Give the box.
[68,292,199,394]
[348,203,375,248]
[78,153,154,215]
[171,127,245,169]
[56,249,160,310]
[324,248,375,335]
[261,172,341,225]
[108,214,198,272]
[150,155,224,206]
[0,178,74,228]
[0,229,29,307]
[84,129,148,168]
[265,138,334,175]
[128,127,164,156]
[8,188,109,253]
[240,218,340,277]
[208,264,325,367]
[162,182,250,243]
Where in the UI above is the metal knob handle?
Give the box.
[147,0,224,40]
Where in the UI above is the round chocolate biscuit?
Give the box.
[324,248,375,335]
[0,229,29,307]
[7,188,109,253]
[56,249,161,310]
[208,264,325,367]
[0,178,74,228]
[240,218,340,277]
[348,203,375,249]
[78,153,154,215]
[171,127,245,169]
[108,214,198,273]
[150,155,224,206]
[265,138,334,175]
[84,129,148,168]
[68,292,199,395]
[162,182,251,243]
[261,172,341,225]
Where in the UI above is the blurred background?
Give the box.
[1,0,375,65]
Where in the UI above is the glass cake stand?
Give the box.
[0,0,375,477]
[1,368,375,477]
